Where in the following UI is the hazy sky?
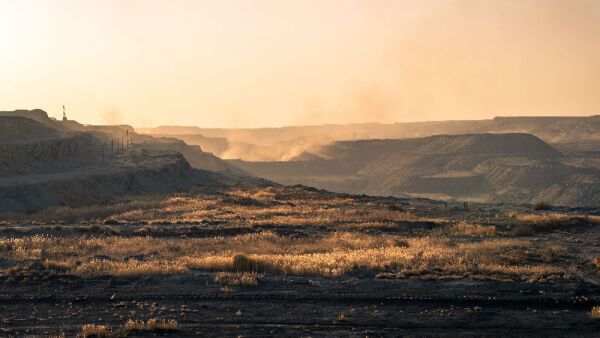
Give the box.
[1,0,599,128]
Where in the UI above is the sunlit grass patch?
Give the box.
[214,271,261,286]
[589,306,600,320]
[78,324,107,338]
[0,186,440,233]
[78,318,178,337]
[0,186,589,284]
[0,231,571,282]
[123,318,178,333]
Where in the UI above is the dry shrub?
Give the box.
[589,306,600,319]
[0,261,71,284]
[221,194,275,207]
[74,224,119,235]
[435,222,496,237]
[510,223,535,237]
[220,285,235,293]
[386,204,403,212]
[232,253,281,274]
[214,271,260,286]
[79,324,107,338]
[510,213,600,235]
[395,239,410,247]
[507,211,518,218]
[123,318,178,333]
[533,201,553,211]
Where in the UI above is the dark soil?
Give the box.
[1,273,599,337]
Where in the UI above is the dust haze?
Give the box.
[2,1,600,127]
[2,1,600,336]
[102,108,124,125]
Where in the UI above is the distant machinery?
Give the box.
[62,105,68,121]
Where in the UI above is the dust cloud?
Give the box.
[102,109,124,125]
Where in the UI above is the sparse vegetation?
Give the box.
[593,256,600,269]
[0,187,592,285]
[214,271,260,286]
[0,184,597,336]
[0,231,571,282]
[232,254,280,274]
[509,213,600,235]
[77,318,178,337]
[433,222,496,237]
[123,318,178,333]
[0,187,440,230]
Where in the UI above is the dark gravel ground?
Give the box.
[1,272,600,337]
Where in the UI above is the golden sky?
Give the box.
[1,0,599,128]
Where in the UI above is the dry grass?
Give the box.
[78,324,107,338]
[0,186,440,231]
[214,271,260,286]
[232,254,280,274]
[510,213,600,235]
[78,318,178,337]
[123,318,178,333]
[589,306,600,319]
[433,222,496,237]
[0,187,589,284]
[533,201,554,211]
[0,232,572,282]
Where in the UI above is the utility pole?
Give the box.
[100,144,105,163]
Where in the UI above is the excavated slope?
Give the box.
[0,153,226,212]
[0,110,255,212]
[0,116,60,144]
[0,132,102,176]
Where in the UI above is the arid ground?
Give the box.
[1,185,600,336]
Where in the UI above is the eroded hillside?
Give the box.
[137,115,600,161]
[230,133,600,206]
